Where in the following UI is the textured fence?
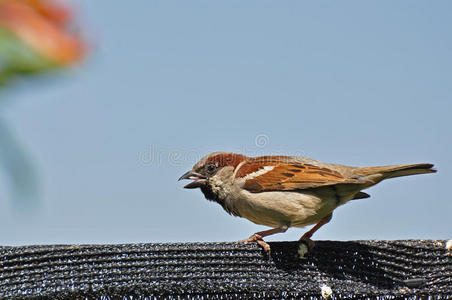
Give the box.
[0,240,451,299]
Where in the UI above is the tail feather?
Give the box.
[355,163,436,182]
[383,163,436,179]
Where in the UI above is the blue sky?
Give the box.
[0,1,450,245]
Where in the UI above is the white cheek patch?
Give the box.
[242,166,275,180]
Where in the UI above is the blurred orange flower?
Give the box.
[0,0,85,65]
[0,0,87,212]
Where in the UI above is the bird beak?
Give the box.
[178,171,207,189]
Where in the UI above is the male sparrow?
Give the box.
[179,152,436,252]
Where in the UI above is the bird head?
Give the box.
[178,152,247,189]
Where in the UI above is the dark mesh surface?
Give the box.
[0,240,451,299]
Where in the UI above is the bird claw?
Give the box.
[239,234,271,253]
[239,234,262,243]
[256,239,271,253]
[299,237,315,250]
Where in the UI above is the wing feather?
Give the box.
[235,158,361,193]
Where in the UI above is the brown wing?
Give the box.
[236,159,361,193]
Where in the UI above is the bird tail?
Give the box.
[355,163,436,183]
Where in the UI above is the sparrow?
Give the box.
[179,152,436,252]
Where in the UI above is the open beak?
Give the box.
[178,171,207,189]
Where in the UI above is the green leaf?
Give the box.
[0,26,59,85]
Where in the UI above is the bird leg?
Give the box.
[239,225,288,253]
[299,213,332,248]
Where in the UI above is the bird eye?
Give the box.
[206,163,216,172]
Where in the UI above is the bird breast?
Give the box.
[219,180,338,228]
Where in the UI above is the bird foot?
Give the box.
[299,236,315,250]
[239,234,271,253]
